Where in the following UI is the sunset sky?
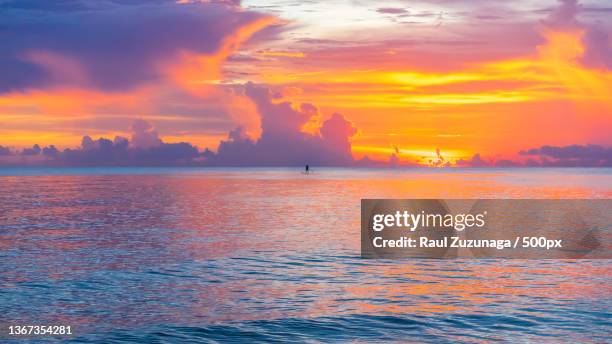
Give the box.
[1,0,611,166]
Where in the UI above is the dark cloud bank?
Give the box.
[1,84,610,168]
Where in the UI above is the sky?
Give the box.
[0,0,611,167]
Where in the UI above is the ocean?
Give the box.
[1,167,610,343]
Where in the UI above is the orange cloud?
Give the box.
[0,15,277,149]
[164,16,277,95]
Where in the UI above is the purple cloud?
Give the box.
[130,119,164,149]
[543,0,612,70]
[2,140,611,168]
[0,0,270,92]
[581,27,612,69]
[59,127,200,166]
[0,146,12,156]
[519,144,612,167]
[455,144,611,168]
[543,0,581,28]
[204,83,358,166]
[42,145,60,158]
[0,120,200,166]
[21,144,42,156]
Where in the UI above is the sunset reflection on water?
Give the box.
[0,168,610,342]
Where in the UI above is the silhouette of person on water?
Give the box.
[305,164,310,174]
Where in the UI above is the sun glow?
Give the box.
[244,28,611,164]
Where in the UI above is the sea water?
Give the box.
[0,167,610,342]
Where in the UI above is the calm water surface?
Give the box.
[0,168,610,343]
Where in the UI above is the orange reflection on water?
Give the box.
[0,168,610,336]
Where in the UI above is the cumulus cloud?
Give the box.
[60,125,199,166]
[0,0,270,92]
[0,120,199,166]
[21,144,42,156]
[42,145,60,158]
[130,119,163,149]
[205,83,358,166]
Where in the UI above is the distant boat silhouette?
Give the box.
[302,164,312,175]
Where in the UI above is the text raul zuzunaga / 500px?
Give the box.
[361,199,610,259]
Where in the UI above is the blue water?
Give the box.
[0,168,610,343]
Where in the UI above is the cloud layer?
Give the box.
[0,0,268,92]
[453,144,611,168]
[0,122,200,166]
[0,83,362,166]
[2,131,610,168]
